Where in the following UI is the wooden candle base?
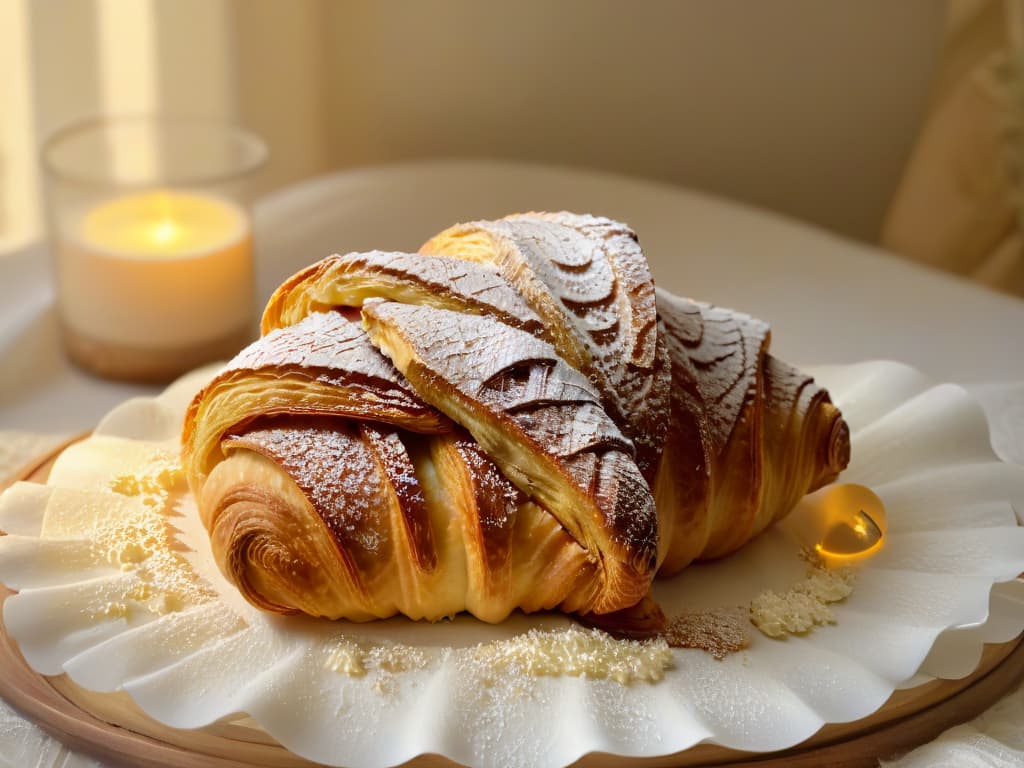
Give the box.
[62,324,252,384]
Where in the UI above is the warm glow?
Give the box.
[812,484,887,563]
[150,218,180,245]
[80,190,246,258]
[58,187,253,355]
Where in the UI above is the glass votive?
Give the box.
[42,115,267,383]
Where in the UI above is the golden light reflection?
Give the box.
[80,190,243,258]
[813,484,887,563]
[150,218,181,245]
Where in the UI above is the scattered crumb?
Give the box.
[801,567,856,602]
[84,454,213,619]
[326,626,672,689]
[110,458,184,507]
[96,601,129,619]
[664,609,749,659]
[367,644,431,674]
[471,625,673,685]
[750,556,856,638]
[325,638,432,681]
[325,638,368,677]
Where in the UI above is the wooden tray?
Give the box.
[2,444,1023,768]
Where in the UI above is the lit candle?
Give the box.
[56,189,254,381]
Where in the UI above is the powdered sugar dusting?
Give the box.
[361,425,437,571]
[231,421,392,572]
[470,625,673,685]
[657,289,769,459]
[329,251,545,334]
[93,453,215,617]
[364,300,658,610]
[427,213,669,482]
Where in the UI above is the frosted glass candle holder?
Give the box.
[42,116,266,382]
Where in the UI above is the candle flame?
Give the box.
[80,190,248,258]
[151,219,180,246]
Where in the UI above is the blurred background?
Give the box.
[2,0,1022,295]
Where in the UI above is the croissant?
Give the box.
[183,212,849,623]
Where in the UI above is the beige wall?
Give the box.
[6,1,945,247]
[317,0,945,241]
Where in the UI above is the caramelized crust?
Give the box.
[261,251,545,338]
[422,213,670,483]
[226,420,396,587]
[182,311,448,490]
[183,211,850,625]
[359,424,437,573]
[202,449,371,619]
[362,301,657,613]
[655,288,849,573]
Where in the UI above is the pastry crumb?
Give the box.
[78,454,212,619]
[750,559,855,638]
[324,638,432,680]
[664,609,749,659]
[325,639,368,677]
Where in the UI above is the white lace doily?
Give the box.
[1,361,1023,768]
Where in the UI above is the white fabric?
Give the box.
[882,685,1024,767]
[0,697,101,768]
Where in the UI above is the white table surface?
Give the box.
[1,159,1023,768]
[3,158,1024,433]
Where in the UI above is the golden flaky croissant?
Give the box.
[182,212,849,624]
